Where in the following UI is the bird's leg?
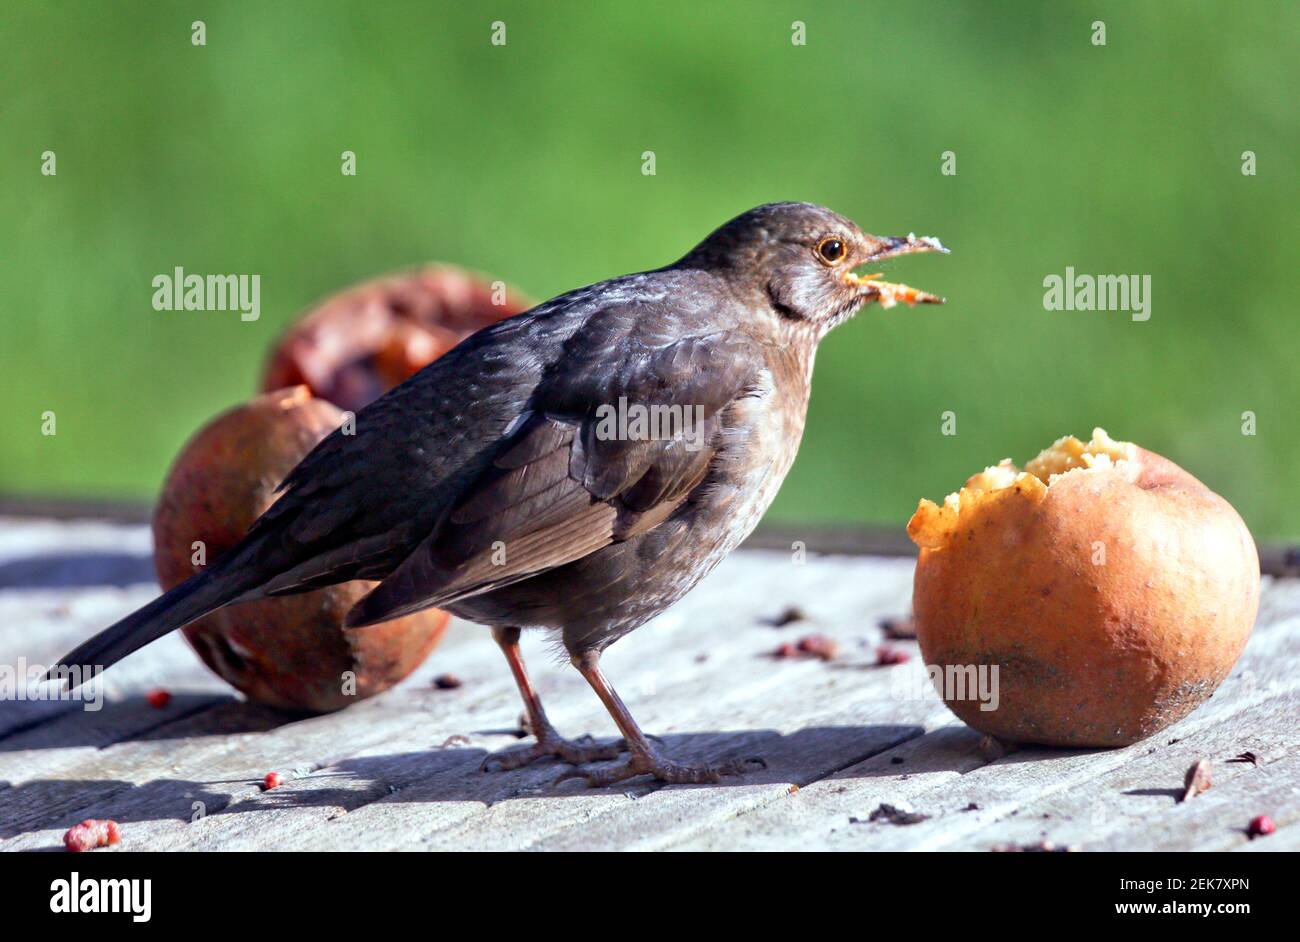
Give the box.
[559,649,766,787]
[480,627,628,772]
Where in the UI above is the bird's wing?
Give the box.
[343,328,765,628]
[233,310,559,596]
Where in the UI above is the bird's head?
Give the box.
[679,202,948,336]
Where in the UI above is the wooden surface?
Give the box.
[1,515,1296,852]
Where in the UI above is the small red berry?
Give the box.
[145,688,172,708]
[262,771,284,791]
[1247,815,1275,839]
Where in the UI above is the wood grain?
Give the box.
[1,517,1295,851]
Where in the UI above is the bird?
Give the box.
[49,202,947,785]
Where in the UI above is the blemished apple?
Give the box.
[152,386,448,712]
[907,428,1260,747]
[262,265,532,413]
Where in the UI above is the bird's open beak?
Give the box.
[844,233,949,307]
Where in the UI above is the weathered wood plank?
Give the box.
[668,603,1300,851]
[939,697,1300,851]
[2,515,1297,852]
[2,550,921,850]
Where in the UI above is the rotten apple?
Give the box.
[152,386,448,712]
[262,265,532,413]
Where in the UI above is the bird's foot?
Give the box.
[557,748,766,787]
[481,732,627,772]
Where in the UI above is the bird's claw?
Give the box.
[557,752,766,788]
[480,734,628,772]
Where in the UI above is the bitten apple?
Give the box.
[907,429,1259,747]
[262,265,532,413]
[152,387,448,712]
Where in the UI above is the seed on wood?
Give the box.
[1180,759,1212,802]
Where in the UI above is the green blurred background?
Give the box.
[2,1,1297,538]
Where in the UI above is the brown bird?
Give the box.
[50,203,946,785]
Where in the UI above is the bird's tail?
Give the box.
[45,562,261,691]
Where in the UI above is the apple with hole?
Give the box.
[907,429,1259,747]
[152,387,448,712]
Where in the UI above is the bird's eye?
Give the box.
[816,237,846,264]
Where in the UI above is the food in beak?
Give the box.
[844,271,945,307]
[848,233,948,307]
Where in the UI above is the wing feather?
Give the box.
[345,329,764,628]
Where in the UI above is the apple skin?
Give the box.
[152,386,448,713]
[908,440,1260,747]
[262,265,532,413]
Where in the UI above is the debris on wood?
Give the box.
[433,673,463,690]
[1227,751,1259,766]
[979,734,1019,761]
[850,803,930,826]
[763,605,807,627]
[63,819,121,853]
[1180,759,1212,802]
[1246,815,1276,839]
[795,634,837,660]
[991,840,1078,853]
[772,634,839,661]
[879,616,917,639]
[439,734,472,748]
[875,645,911,666]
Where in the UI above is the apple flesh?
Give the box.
[907,429,1259,747]
[152,386,448,712]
